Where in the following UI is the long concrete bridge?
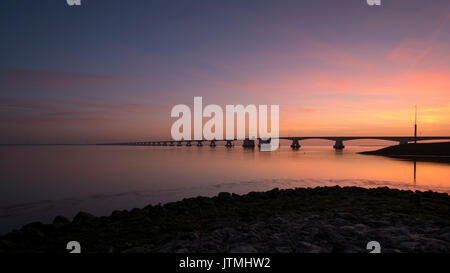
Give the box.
[101,136,450,150]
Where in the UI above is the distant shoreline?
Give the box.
[360,142,450,162]
[0,144,96,146]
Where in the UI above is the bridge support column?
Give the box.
[210,140,216,147]
[225,140,233,148]
[197,141,203,146]
[177,141,182,146]
[333,140,345,150]
[242,138,255,148]
[290,139,301,150]
[258,138,271,148]
[186,141,192,146]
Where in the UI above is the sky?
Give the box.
[1,0,450,144]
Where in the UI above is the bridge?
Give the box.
[100,136,450,150]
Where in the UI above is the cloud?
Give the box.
[0,68,133,88]
[0,98,167,126]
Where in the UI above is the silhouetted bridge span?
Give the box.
[100,136,450,150]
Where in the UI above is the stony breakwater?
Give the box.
[1,186,449,253]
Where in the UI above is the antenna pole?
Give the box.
[414,105,417,144]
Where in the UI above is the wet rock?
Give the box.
[439,233,450,242]
[122,246,151,253]
[22,222,44,230]
[339,225,356,234]
[217,192,232,200]
[295,242,322,253]
[399,241,421,251]
[274,246,291,253]
[230,245,257,253]
[0,239,15,250]
[334,218,348,226]
[73,211,96,224]
[53,216,70,227]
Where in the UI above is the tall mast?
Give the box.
[414,105,417,144]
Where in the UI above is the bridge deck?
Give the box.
[102,136,450,146]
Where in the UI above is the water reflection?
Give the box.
[0,145,449,233]
[414,159,417,191]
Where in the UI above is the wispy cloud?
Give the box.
[0,68,133,88]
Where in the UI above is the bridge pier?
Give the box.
[177,141,182,146]
[290,139,301,150]
[186,141,192,146]
[225,140,233,148]
[242,138,255,148]
[197,141,203,147]
[210,140,216,147]
[258,138,271,148]
[333,140,345,150]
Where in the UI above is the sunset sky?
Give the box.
[1,0,450,144]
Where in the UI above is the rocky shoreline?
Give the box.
[1,186,449,253]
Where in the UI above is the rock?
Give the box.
[295,241,322,253]
[399,241,420,251]
[23,228,45,244]
[334,218,348,226]
[111,210,128,218]
[309,227,319,239]
[440,226,450,234]
[328,232,346,244]
[53,216,70,227]
[0,239,15,250]
[439,233,450,242]
[274,246,291,253]
[339,225,356,233]
[217,192,232,201]
[229,245,257,253]
[175,248,190,253]
[121,246,151,253]
[188,232,200,240]
[73,211,96,223]
[380,226,410,236]
[22,222,44,230]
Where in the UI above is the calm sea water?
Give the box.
[1,144,450,234]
